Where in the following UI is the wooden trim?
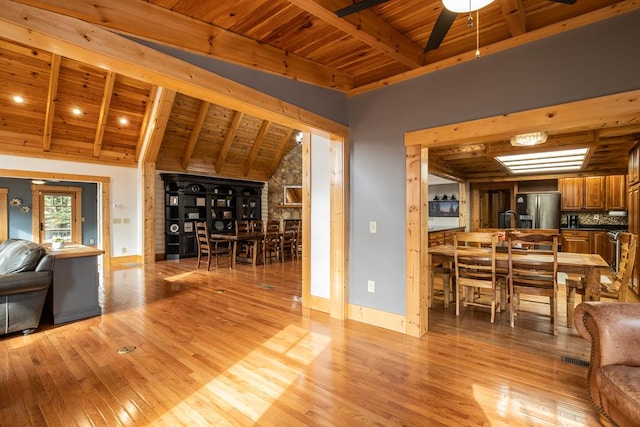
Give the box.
[0,188,7,241]
[405,145,425,337]
[142,162,155,264]
[301,134,312,310]
[0,0,349,137]
[405,90,640,148]
[348,303,407,334]
[110,254,142,267]
[135,85,158,160]
[349,1,640,96]
[0,168,111,268]
[43,53,60,152]
[308,295,330,314]
[330,134,347,320]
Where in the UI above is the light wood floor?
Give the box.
[0,259,602,426]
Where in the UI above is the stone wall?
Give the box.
[267,144,302,222]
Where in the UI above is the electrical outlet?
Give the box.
[367,280,375,293]
[113,218,122,224]
[594,214,600,220]
[121,247,127,254]
[123,217,130,224]
[369,221,377,234]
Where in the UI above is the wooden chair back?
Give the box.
[251,220,264,233]
[195,221,231,270]
[604,233,637,301]
[235,219,251,234]
[507,233,559,335]
[267,220,280,233]
[453,232,501,322]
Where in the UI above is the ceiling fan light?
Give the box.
[442,0,495,13]
[510,131,548,147]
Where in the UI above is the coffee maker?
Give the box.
[567,214,579,228]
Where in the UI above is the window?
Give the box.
[32,185,82,244]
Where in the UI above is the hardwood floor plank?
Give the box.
[0,258,602,426]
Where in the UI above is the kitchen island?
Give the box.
[47,245,104,324]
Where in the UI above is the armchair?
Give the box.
[0,239,54,335]
[574,302,640,427]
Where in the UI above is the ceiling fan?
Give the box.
[335,0,578,53]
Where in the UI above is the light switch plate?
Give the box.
[369,221,377,233]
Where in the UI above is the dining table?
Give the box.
[210,232,265,267]
[428,244,610,326]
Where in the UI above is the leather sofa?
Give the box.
[574,302,640,427]
[0,239,54,335]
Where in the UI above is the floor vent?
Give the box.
[561,356,589,367]
[258,283,275,289]
[117,346,136,354]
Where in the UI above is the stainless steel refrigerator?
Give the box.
[514,192,561,229]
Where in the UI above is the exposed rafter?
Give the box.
[245,120,270,176]
[181,100,210,170]
[93,71,116,157]
[216,112,242,174]
[43,53,60,152]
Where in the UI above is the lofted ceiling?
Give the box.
[1,0,639,182]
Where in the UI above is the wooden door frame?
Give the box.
[404,89,640,337]
[0,169,111,267]
[0,188,7,241]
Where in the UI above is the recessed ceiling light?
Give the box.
[495,148,588,174]
[13,95,25,104]
[31,179,46,185]
[119,117,128,125]
[72,107,82,115]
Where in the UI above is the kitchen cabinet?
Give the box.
[559,176,605,210]
[629,143,639,185]
[590,231,611,267]
[561,230,590,254]
[629,185,640,294]
[428,228,464,247]
[605,175,627,210]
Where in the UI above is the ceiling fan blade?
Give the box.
[549,0,577,4]
[335,0,391,18]
[424,8,457,53]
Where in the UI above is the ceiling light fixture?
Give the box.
[510,131,549,147]
[31,179,46,185]
[13,95,25,104]
[119,117,129,125]
[496,148,588,174]
[72,107,82,116]
[442,0,495,13]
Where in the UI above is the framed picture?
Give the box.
[196,197,206,206]
[222,211,232,219]
[169,195,179,206]
[184,222,193,232]
[429,200,459,217]
[216,199,227,207]
[187,212,200,219]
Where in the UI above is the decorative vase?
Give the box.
[52,241,64,249]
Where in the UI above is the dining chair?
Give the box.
[454,232,503,323]
[267,219,281,233]
[566,233,637,327]
[263,228,281,264]
[507,233,559,335]
[194,221,232,270]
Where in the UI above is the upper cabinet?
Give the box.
[560,175,626,211]
[629,143,639,185]
[606,175,627,210]
[559,176,605,210]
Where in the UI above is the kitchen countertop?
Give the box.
[560,225,628,231]
[428,226,465,232]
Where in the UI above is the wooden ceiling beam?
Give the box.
[93,71,116,157]
[141,88,175,163]
[10,0,354,91]
[270,129,294,176]
[497,0,526,37]
[0,0,348,136]
[216,112,242,174]
[181,100,210,170]
[43,53,60,152]
[245,120,270,177]
[135,85,158,159]
[289,0,424,68]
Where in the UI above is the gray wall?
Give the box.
[348,10,640,314]
[1,178,98,245]
[138,11,640,316]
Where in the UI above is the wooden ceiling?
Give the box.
[428,125,640,182]
[9,0,636,94]
[0,35,299,181]
[1,0,639,182]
